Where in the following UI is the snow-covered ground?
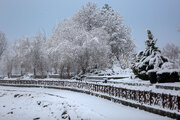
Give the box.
[0,86,172,120]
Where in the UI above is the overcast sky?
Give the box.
[0,0,180,51]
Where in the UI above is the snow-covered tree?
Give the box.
[162,43,180,68]
[46,3,135,77]
[0,48,14,77]
[73,3,135,68]
[48,19,85,77]
[0,30,7,59]
[73,2,99,31]
[74,36,111,74]
[12,37,32,75]
[99,4,135,62]
[49,16,112,76]
[132,30,168,80]
[31,32,48,78]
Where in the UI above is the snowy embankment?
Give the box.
[0,86,172,120]
[120,79,179,95]
[84,67,180,96]
[85,77,180,96]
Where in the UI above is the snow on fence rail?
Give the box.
[0,80,179,113]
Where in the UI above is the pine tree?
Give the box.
[132,30,168,80]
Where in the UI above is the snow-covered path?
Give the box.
[0,86,172,120]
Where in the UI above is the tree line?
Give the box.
[0,3,135,78]
[0,3,179,79]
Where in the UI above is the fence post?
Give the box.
[104,86,106,93]
[162,93,165,108]
[143,91,146,104]
[139,91,141,103]
[125,89,128,99]
[109,86,111,95]
[150,91,153,105]
[115,88,118,97]
[178,96,180,112]
[112,87,114,96]
[169,94,172,110]
[134,90,136,101]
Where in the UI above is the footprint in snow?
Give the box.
[33,117,40,120]
[61,111,71,120]
[7,111,13,114]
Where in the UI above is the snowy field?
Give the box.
[0,86,172,120]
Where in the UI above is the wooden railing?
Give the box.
[0,80,179,112]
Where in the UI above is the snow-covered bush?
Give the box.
[148,62,180,83]
[132,30,168,80]
[147,69,157,83]
[156,61,180,83]
[157,69,179,83]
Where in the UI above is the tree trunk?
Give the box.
[60,66,64,79]
[20,64,23,76]
[125,54,129,68]
[33,68,36,78]
[21,70,23,76]
[54,66,57,74]
[67,65,70,79]
[82,67,86,75]
[8,73,10,78]
[76,67,80,75]
[116,55,120,61]
[41,67,44,79]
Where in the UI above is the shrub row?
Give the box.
[148,69,180,84]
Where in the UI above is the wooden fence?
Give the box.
[0,80,179,113]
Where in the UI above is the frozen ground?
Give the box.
[0,86,172,120]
